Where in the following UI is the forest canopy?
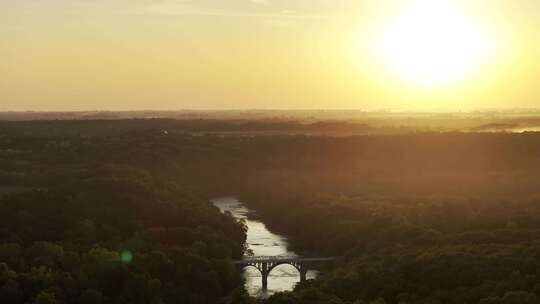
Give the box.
[1,119,540,303]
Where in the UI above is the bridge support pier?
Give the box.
[262,273,268,290]
[261,262,269,290]
[300,268,307,283]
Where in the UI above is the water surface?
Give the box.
[212,197,317,297]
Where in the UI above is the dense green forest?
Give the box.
[2,119,540,303]
[0,123,248,304]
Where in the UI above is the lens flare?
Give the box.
[121,250,133,264]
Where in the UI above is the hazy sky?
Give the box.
[1,0,539,111]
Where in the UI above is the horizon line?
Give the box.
[1,108,540,114]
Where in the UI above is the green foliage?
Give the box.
[33,291,59,304]
[0,125,249,304]
[3,120,540,304]
[78,289,104,304]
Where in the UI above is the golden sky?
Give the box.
[1,0,539,111]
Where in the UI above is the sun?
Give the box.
[372,0,495,87]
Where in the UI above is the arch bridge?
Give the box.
[233,256,336,290]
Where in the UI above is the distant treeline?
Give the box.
[0,119,375,137]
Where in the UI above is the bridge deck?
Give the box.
[234,256,336,264]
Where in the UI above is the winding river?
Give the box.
[212,197,318,298]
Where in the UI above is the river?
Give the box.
[211,197,318,298]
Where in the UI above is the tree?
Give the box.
[33,291,59,304]
[230,287,254,304]
[501,291,539,304]
[78,289,103,304]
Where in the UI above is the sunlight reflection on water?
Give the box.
[212,197,318,297]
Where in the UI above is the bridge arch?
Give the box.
[234,256,335,290]
[267,262,302,276]
[241,264,264,276]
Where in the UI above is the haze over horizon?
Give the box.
[2,0,539,111]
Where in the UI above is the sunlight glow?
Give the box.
[372,0,495,87]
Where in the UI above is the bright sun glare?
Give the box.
[373,0,495,87]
